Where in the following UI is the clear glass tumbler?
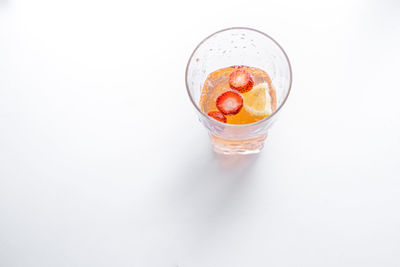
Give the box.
[185,27,292,154]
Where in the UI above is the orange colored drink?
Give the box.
[200,66,277,125]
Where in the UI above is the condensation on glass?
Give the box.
[186,27,292,154]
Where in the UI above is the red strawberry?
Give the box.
[207,111,227,123]
[216,90,243,115]
[229,69,254,93]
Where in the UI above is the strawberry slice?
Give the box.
[207,111,227,123]
[216,90,243,115]
[231,65,247,69]
[229,69,254,93]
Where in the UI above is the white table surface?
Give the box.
[1,0,400,266]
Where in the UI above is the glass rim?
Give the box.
[185,27,293,128]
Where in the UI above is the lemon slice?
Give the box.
[243,83,272,116]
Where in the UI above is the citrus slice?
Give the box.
[243,83,272,116]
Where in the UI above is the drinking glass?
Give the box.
[185,27,292,154]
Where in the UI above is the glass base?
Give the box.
[209,133,267,155]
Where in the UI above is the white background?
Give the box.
[1,0,400,266]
